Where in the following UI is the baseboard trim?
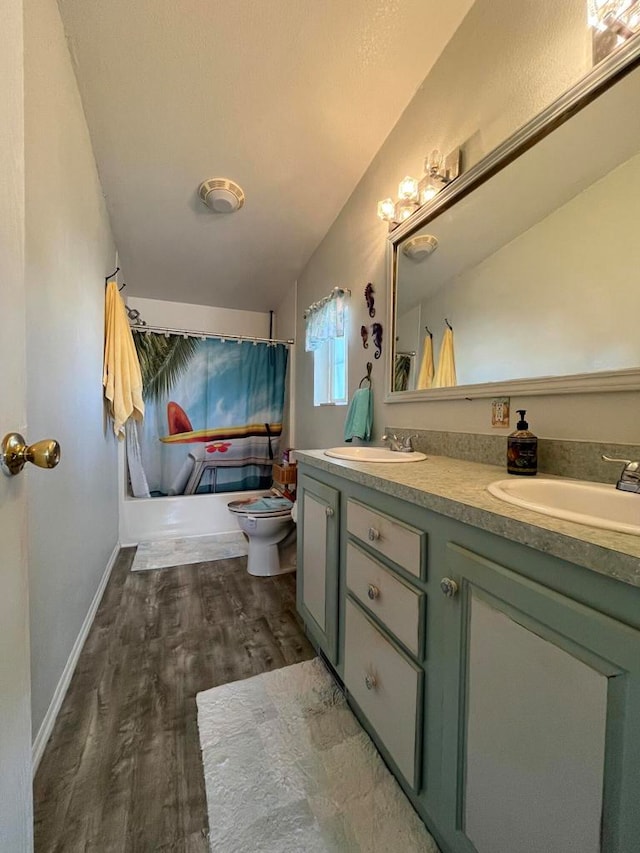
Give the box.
[31,542,120,774]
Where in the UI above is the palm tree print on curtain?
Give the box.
[394,354,412,392]
[133,333,289,496]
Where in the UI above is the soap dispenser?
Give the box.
[507,410,537,476]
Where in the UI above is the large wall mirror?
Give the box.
[387,42,640,401]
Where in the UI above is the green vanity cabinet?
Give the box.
[439,542,640,853]
[296,472,340,665]
[295,459,640,853]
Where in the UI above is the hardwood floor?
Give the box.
[33,549,315,852]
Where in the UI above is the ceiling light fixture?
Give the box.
[402,234,439,261]
[198,178,245,213]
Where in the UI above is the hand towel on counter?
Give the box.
[343,388,373,442]
[103,281,145,440]
[432,327,457,388]
[416,334,434,389]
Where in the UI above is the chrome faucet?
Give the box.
[382,433,418,453]
[602,455,640,494]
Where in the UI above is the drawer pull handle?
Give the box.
[364,673,377,690]
[325,506,334,518]
[367,584,380,600]
[368,527,380,541]
[440,577,459,598]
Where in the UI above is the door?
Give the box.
[0,0,33,848]
[296,473,340,664]
[440,543,640,853]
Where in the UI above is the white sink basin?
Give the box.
[324,446,427,463]
[488,478,640,536]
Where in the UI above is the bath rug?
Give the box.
[131,531,248,571]
[196,657,439,853]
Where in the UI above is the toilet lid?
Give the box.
[228,496,293,518]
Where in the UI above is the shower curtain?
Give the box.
[394,354,412,391]
[130,333,289,497]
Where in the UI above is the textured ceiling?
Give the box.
[57,0,473,311]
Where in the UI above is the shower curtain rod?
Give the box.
[130,323,294,346]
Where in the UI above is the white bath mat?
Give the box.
[131,531,248,571]
[196,657,439,853]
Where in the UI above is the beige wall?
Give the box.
[25,0,119,739]
[295,0,640,448]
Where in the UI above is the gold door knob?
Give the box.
[367,584,380,600]
[364,673,377,690]
[1,433,61,476]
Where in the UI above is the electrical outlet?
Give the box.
[491,397,510,428]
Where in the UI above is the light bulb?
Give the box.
[420,183,438,204]
[425,148,444,177]
[398,176,419,201]
[377,198,396,221]
[395,199,419,222]
[418,173,442,205]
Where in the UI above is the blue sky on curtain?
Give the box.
[133,333,288,496]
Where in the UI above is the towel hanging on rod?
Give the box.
[433,324,457,387]
[417,332,434,389]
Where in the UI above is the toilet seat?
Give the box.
[227,494,296,577]
[227,497,292,519]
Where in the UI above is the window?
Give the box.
[313,331,348,406]
[305,288,349,407]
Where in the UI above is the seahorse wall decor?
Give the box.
[364,283,375,318]
[371,322,383,359]
[360,325,369,348]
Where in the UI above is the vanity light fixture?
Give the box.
[418,147,461,204]
[588,0,640,36]
[377,198,396,223]
[588,0,640,61]
[377,146,461,231]
[395,198,420,223]
[398,175,419,201]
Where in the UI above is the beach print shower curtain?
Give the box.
[132,333,288,496]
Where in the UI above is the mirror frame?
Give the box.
[385,38,640,403]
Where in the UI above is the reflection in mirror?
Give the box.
[391,55,640,397]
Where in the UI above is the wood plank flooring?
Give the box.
[33,549,315,853]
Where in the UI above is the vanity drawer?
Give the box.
[346,541,423,658]
[344,597,422,789]
[347,499,424,578]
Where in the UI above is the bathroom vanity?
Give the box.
[295,450,640,853]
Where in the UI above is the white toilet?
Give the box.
[227,493,296,577]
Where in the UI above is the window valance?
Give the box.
[304,287,349,352]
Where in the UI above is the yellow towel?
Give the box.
[432,327,457,388]
[103,282,144,439]
[416,335,434,389]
